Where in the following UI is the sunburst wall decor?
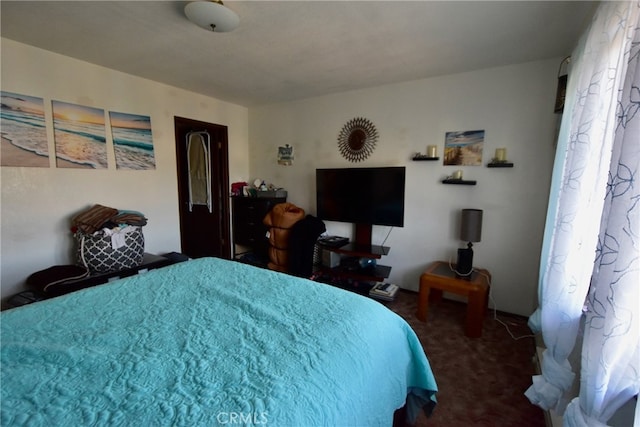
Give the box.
[337,117,378,162]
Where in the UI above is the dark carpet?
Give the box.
[385,290,546,427]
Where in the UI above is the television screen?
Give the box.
[316,167,405,227]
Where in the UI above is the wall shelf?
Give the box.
[487,162,514,168]
[442,179,477,185]
[412,155,439,161]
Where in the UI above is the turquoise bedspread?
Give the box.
[1,257,437,426]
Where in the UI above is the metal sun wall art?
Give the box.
[337,117,378,162]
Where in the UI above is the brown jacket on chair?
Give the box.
[263,202,305,272]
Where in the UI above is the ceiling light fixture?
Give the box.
[184,0,239,33]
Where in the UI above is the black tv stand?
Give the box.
[333,242,390,258]
[313,273,374,296]
[316,223,392,283]
[355,223,373,248]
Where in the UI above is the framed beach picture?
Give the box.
[52,100,107,169]
[443,130,485,166]
[0,91,49,167]
[109,111,155,170]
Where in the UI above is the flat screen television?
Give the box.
[316,166,406,232]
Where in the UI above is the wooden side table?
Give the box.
[416,261,491,338]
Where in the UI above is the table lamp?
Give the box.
[457,209,483,277]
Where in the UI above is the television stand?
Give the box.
[316,223,392,286]
[331,242,390,258]
[354,223,373,249]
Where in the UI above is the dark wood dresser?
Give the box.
[231,196,286,261]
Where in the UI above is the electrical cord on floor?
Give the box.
[447,258,536,341]
[489,291,536,341]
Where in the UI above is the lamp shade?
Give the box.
[460,209,483,243]
[184,1,239,33]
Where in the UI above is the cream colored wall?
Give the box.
[249,59,560,316]
[1,37,558,316]
[0,39,250,300]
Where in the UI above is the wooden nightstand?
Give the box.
[417,261,491,338]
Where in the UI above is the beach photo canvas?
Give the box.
[443,130,485,166]
[52,100,107,169]
[1,91,49,167]
[109,111,155,170]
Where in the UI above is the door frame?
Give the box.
[174,116,231,259]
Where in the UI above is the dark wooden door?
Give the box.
[174,116,231,259]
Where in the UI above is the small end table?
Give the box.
[416,261,491,338]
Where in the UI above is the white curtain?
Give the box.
[526,1,640,425]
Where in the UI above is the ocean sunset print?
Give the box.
[1,91,49,167]
[52,100,107,169]
[443,130,485,166]
[109,111,155,170]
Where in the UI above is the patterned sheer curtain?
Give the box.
[525,1,640,425]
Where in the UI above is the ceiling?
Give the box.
[1,1,597,107]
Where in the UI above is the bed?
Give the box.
[1,257,437,426]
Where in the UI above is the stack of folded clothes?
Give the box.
[71,204,147,235]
